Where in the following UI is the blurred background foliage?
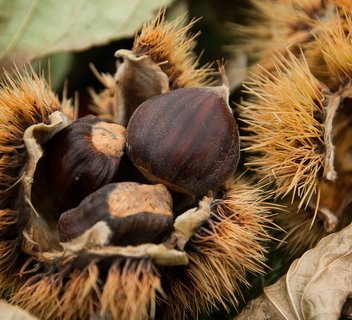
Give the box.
[24,0,248,114]
[0,0,251,115]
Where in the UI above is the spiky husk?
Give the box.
[232,0,351,77]
[276,201,352,258]
[0,69,171,320]
[133,9,214,89]
[306,10,352,88]
[162,177,275,319]
[232,0,328,69]
[90,10,215,123]
[0,209,25,289]
[335,0,352,11]
[99,259,161,319]
[0,69,72,208]
[10,258,161,320]
[238,10,352,255]
[4,177,275,320]
[0,68,275,318]
[0,70,73,291]
[88,68,121,121]
[239,52,327,208]
[0,209,17,239]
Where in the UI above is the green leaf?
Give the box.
[0,0,175,68]
[31,52,74,91]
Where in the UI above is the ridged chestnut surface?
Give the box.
[126,86,240,196]
[44,115,126,211]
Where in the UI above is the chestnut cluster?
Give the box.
[44,86,240,246]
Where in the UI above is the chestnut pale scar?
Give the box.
[92,122,126,156]
[107,183,173,217]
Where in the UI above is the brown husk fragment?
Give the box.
[21,111,73,254]
[89,51,169,125]
[89,10,214,124]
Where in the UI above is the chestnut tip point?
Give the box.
[114,49,147,62]
[114,48,128,58]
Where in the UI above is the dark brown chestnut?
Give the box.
[58,182,173,246]
[44,115,126,211]
[126,85,240,197]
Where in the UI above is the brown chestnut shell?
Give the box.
[126,86,240,197]
[44,115,125,211]
[58,182,173,246]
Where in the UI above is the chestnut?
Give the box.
[126,85,240,197]
[44,115,126,211]
[58,182,173,246]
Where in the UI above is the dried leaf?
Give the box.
[0,300,37,320]
[0,0,175,67]
[236,222,352,320]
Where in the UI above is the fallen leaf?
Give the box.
[0,0,174,68]
[0,300,37,319]
[236,222,352,319]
